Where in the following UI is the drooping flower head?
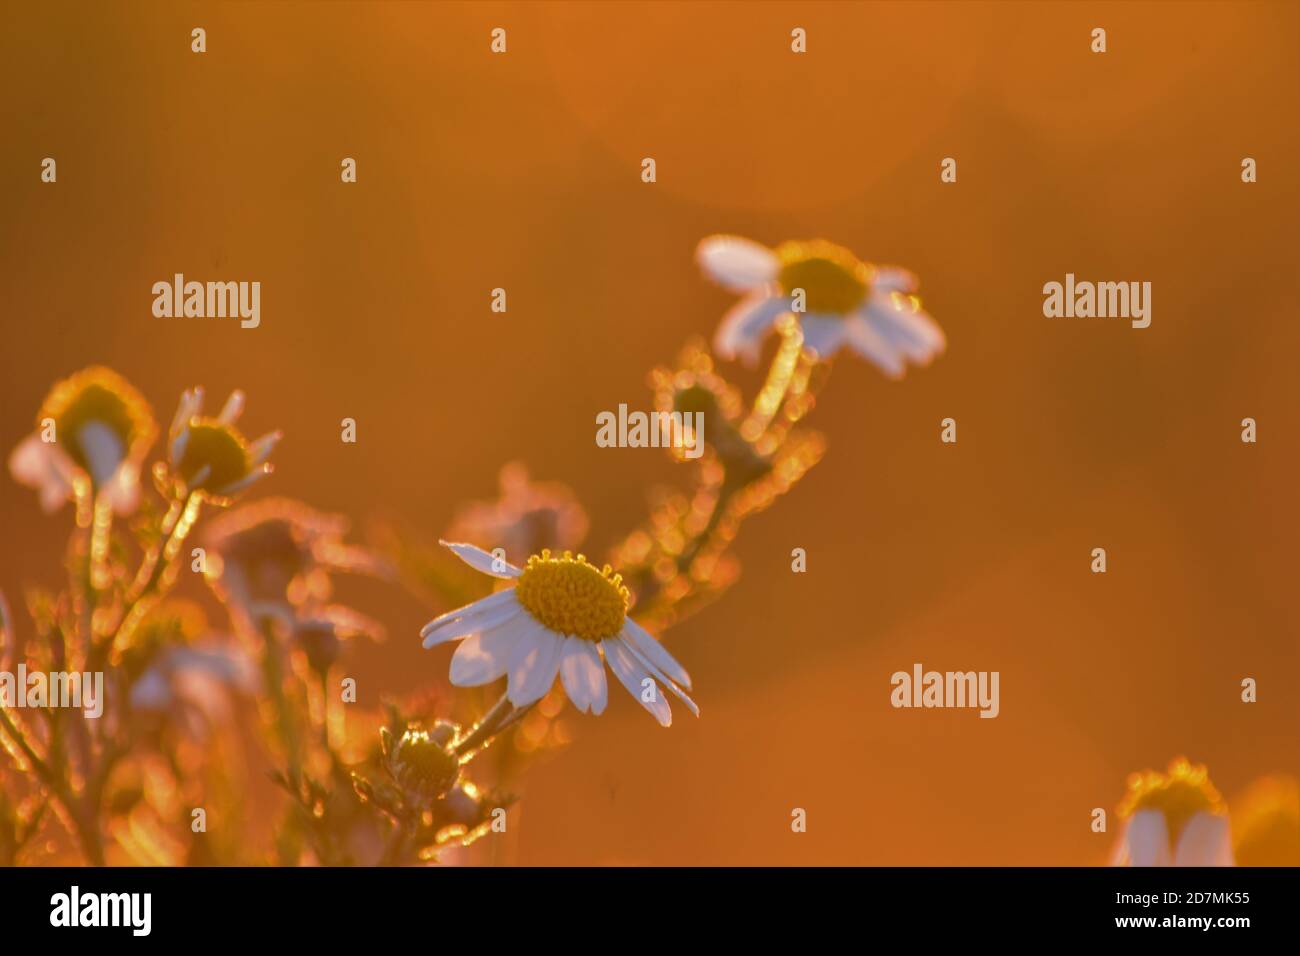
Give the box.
[121,600,259,743]
[697,235,945,377]
[1112,757,1233,866]
[8,366,156,514]
[203,497,387,613]
[166,387,279,501]
[421,542,697,727]
[290,604,385,676]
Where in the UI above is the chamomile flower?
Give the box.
[128,642,259,741]
[8,366,156,514]
[381,722,462,807]
[1111,757,1234,867]
[696,235,945,377]
[290,605,385,676]
[167,387,280,500]
[202,497,387,613]
[420,542,698,727]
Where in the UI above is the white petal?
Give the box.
[217,464,271,496]
[421,590,517,642]
[621,619,691,689]
[77,421,126,486]
[173,645,258,691]
[247,431,282,466]
[420,589,519,646]
[8,434,75,513]
[218,390,245,425]
[872,266,919,294]
[449,613,532,686]
[1173,812,1234,866]
[713,292,789,364]
[1124,810,1172,866]
[866,311,931,363]
[604,637,671,727]
[897,304,947,354]
[440,540,522,578]
[558,636,607,714]
[170,388,203,439]
[129,669,172,711]
[842,313,905,379]
[867,293,945,362]
[619,631,699,717]
[170,425,189,466]
[798,316,847,360]
[506,626,563,706]
[101,462,142,516]
[695,235,779,292]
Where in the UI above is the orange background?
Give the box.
[1,1,1297,864]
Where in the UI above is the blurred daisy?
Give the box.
[203,497,387,614]
[696,235,945,377]
[167,387,279,499]
[420,542,697,727]
[8,366,156,514]
[1112,757,1233,867]
[1230,774,1300,866]
[128,642,259,741]
[649,340,761,472]
[445,462,589,566]
[288,604,385,676]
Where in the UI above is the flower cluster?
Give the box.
[1110,757,1299,867]
[4,237,1289,867]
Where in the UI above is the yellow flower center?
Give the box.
[389,726,460,800]
[176,419,250,492]
[39,367,154,477]
[1119,758,1225,845]
[673,384,718,419]
[776,239,870,315]
[514,550,629,641]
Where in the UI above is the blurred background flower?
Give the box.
[8,366,155,515]
[698,235,945,376]
[1,0,1295,867]
[444,461,589,567]
[1111,758,1232,867]
[1230,774,1300,867]
[165,387,280,501]
[203,496,389,632]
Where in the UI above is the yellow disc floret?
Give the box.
[514,550,629,641]
[1119,757,1226,844]
[39,366,155,477]
[775,239,870,315]
[175,418,250,492]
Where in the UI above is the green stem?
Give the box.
[261,617,303,790]
[453,694,531,762]
[98,493,199,665]
[0,706,103,865]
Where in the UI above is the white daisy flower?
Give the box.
[1111,758,1234,867]
[420,542,698,727]
[696,235,946,377]
[167,387,280,499]
[129,642,260,741]
[8,366,156,515]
